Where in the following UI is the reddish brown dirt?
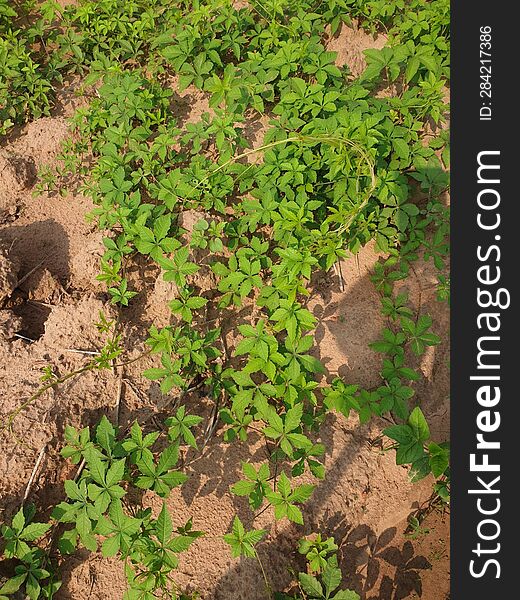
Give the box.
[327,22,387,78]
[0,25,450,600]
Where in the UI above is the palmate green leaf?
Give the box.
[158,247,199,287]
[108,278,137,306]
[234,319,276,363]
[380,294,414,322]
[2,506,51,560]
[384,407,430,466]
[223,516,265,558]
[266,472,314,525]
[362,46,406,82]
[324,379,360,418]
[61,425,92,464]
[88,483,123,515]
[269,300,317,342]
[135,444,187,497]
[381,355,419,382]
[122,421,159,462]
[17,6,451,592]
[166,405,203,449]
[96,499,141,557]
[263,400,312,457]
[376,376,414,418]
[143,353,184,394]
[230,461,270,508]
[169,291,207,324]
[400,315,441,355]
[370,329,406,356]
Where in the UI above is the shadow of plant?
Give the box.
[316,511,432,600]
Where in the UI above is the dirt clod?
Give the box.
[23,267,63,303]
[0,309,23,339]
[0,151,37,223]
[0,246,20,304]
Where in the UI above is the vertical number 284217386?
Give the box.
[479,26,492,120]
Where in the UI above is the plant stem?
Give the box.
[2,363,95,433]
[193,133,376,199]
[255,548,273,599]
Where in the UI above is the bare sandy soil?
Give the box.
[0,24,450,600]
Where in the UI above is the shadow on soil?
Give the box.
[309,254,450,441]
[212,518,432,600]
[0,219,71,338]
[1,250,448,599]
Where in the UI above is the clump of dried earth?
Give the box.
[0,25,450,600]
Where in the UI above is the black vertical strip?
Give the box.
[452,1,516,597]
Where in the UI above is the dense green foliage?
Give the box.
[1,0,450,598]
